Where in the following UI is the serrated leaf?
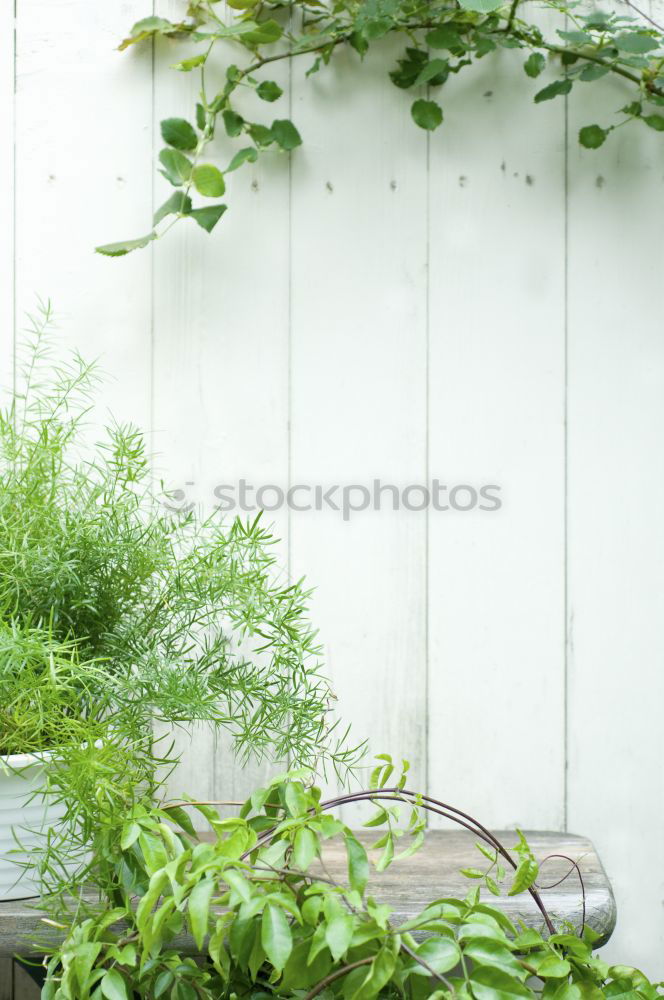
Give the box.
[262,903,293,972]
[171,54,207,71]
[271,119,303,150]
[158,148,192,185]
[189,204,228,233]
[154,191,192,225]
[411,99,443,130]
[95,233,156,257]
[458,0,504,12]
[192,164,226,197]
[534,78,572,102]
[227,147,258,172]
[579,63,610,81]
[524,52,546,77]
[579,124,608,148]
[257,80,283,102]
[615,32,659,53]
[161,117,198,151]
[223,109,245,137]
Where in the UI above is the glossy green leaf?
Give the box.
[578,124,608,148]
[293,826,318,869]
[271,119,303,150]
[470,966,533,1000]
[160,117,198,151]
[101,969,130,1000]
[524,52,546,77]
[345,834,369,895]
[257,80,283,102]
[192,164,226,197]
[95,233,156,257]
[189,204,228,233]
[158,148,192,185]
[262,902,293,972]
[534,79,573,102]
[325,913,354,961]
[409,936,460,975]
[411,99,443,130]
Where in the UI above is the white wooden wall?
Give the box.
[3,0,664,976]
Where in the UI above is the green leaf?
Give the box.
[579,63,609,81]
[415,58,450,86]
[154,191,192,225]
[470,967,532,1000]
[227,147,258,172]
[508,856,539,896]
[534,79,572,103]
[189,877,214,949]
[271,119,303,150]
[409,937,460,975]
[425,26,464,51]
[411,99,443,130]
[249,123,275,147]
[325,913,354,961]
[243,19,283,43]
[189,204,228,233]
[101,969,130,1000]
[160,118,198,151]
[614,32,659,53]
[464,938,525,978]
[557,29,592,43]
[119,16,174,50]
[262,902,293,972]
[524,52,546,78]
[154,970,174,998]
[643,114,664,130]
[257,80,283,102]
[95,233,156,257]
[579,124,608,148]
[120,821,141,850]
[223,109,245,137]
[171,54,207,71]
[221,868,253,902]
[345,834,369,895]
[192,164,226,197]
[293,827,318,869]
[461,867,485,879]
[158,148,192,185]
[457,0,504,10]
[165,805,197,838]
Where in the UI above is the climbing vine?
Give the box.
[97,0,664,256]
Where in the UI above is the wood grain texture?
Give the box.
[0,958,12,1000]
[0,0,14,373]
[289,39,429,811]
[427,2,566,831]
[566,0,664,976]
[0,831,615,956]
[13,0,153,423]
[151,2,290,803]
[11,963,40,1000]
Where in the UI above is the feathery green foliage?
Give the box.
[0,303,358,894]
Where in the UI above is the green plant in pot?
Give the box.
[0,304,355,903]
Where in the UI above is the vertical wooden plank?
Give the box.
[0,958,13,1000]
[566,1,664,972]
[14,0,152,422]
[0,0,14,386]
[12,963,40,1000]
[289,40,429,813]
[428,4,566,829]
[152,4,290,804]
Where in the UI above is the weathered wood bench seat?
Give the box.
[0,830,616,1000]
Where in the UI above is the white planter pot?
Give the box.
[0,753,65,902]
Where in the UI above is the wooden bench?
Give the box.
[0,830,616,1000]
